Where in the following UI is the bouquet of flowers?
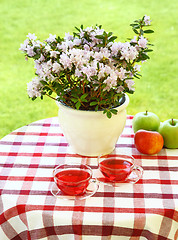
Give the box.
[20,15,153,118]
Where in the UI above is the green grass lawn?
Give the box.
[0,0,178,139]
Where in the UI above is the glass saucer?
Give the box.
[96,168,142,187]
[50,179,99,200]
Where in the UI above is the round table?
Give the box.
[0,116,178,239]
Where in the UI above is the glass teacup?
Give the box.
[51,164,98,200]
[97,154,143,185]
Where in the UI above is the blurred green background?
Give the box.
[0,0,178,139]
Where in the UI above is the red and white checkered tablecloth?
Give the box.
[0,116,178,240]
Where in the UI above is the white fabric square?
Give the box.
[143,183,162,194]
[114,212,134,228]
[31,181,49,191]
[53,211,73,226]
[9,167,28,177]
[143,171,160,179]
[14,156,33,165]
[115,183,134,193]
[115,197,134,209]
[144,214,163,235]
[8,215,28,234]
[35,168,52,178]
[27,210,44,230]
[1,195,18,212]
[26,195,46,206]
[85,196,104,207]
[5,180,23,190]
[83,212,103,225]
[144,198,164,209]
[39,157,57,166]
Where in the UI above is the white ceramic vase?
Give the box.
[57,94,129,156]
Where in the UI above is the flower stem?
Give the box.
[45,94,57,101]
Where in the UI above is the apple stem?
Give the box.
[146,110,148,115]
[172,118,175,126]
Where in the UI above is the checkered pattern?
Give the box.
[0,116,177,240]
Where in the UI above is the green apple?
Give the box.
[132,111,160,133]
[159,119,178,149]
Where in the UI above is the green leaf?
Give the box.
[40,80,47,86]
[75,26,80,32]
[90,101,98,106]
[80,93,88,100]
[96,44,105,47]
[147,43,154,46]
[108,36,117,42]
[71,92,78,98]
[110,109,118,115]
[95,35,104,39]
[71,98,78,103]
[144,49,153,52]
[106,111,112,118]
[75,101,81,110]
[95,105,99,111]
[133,28,139,34]
[140,53,150,60]
[144,29,154,33]
[107,32,113,37]
[133,74,140,79]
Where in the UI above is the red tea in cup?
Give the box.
[53,164,92,195]
[98,155,143,183]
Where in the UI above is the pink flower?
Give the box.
[138,36,148,48]
[125,79,135,91]
[118,67,127,80]
[144,15,151,26]
[26,33,37,40]
[52,62,63,73]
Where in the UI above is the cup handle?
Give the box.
[126,165,143,183]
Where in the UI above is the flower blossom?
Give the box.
[26,45,35,57]
[94,47,110,61]
[103,72,118,91]
[46,34,56,43]
[27,77,42,98]
[34,61,43,75]
[130,36,137,43]
[50,51,60,58]
[111,42,123,56]
[117,86,125,93]
[81,61,97,80]
[52,62,63,73]
[125,79,135,91]
[64,32,73,41]
[27,33,37,40]
[60,53,72,70]
[134,64,141,72]
[121,44,138,62]
[138,36,148,48]
[118,67,127,80]
[73,38,81,46]
[144,15,151,26]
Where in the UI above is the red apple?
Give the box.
[134,130,164,155]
